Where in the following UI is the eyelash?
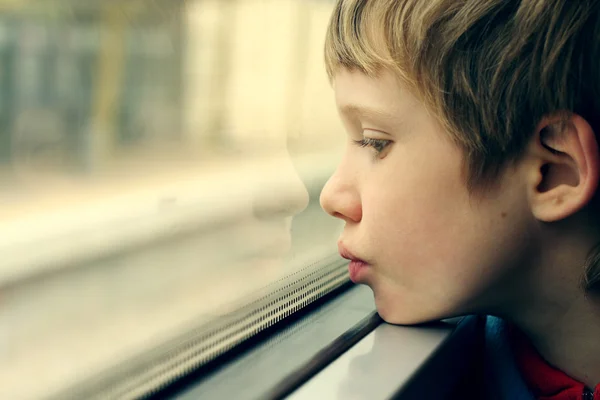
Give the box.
[352,138,392,155]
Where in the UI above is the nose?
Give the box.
[252,158,309,220]
[319,161,362,223]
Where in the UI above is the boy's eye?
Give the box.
[352,138,392,156]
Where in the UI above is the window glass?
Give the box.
[0,1,343,398]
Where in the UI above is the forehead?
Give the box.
[333,68,423,128]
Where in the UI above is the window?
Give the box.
[0,1,344,398]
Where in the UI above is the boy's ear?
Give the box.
[527,113,600,222]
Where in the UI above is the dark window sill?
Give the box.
[164,285,479,400]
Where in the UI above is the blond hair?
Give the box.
[324,0,600,291]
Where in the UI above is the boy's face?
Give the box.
[321,69,538,324]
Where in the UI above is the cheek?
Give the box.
[358,145,531,322]
[364,144,470,270]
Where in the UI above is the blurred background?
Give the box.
[0,0,345,398]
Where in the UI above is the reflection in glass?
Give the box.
[0,0,343,398]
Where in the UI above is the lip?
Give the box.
[338,242,370,283]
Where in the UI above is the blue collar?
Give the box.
[483,316,535,400]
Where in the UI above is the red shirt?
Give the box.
[509,326,600,400]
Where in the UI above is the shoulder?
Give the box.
[482,316,536,400]
[445,315,535,400]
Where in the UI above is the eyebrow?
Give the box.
[339,103,397,122]
[339,103,410,135]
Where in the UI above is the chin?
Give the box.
[372,289,448,326]
[376,308,434,326]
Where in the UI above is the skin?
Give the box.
[320,68,600,388]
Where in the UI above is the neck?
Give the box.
[506,228,600,389]
[513,293,600,389]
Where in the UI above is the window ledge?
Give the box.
[167,285,479,400]
[288,321,456,399]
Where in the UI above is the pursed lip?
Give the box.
[338,242,371,283]
[337,242,368,264]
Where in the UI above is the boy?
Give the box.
[319,0,600,399]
